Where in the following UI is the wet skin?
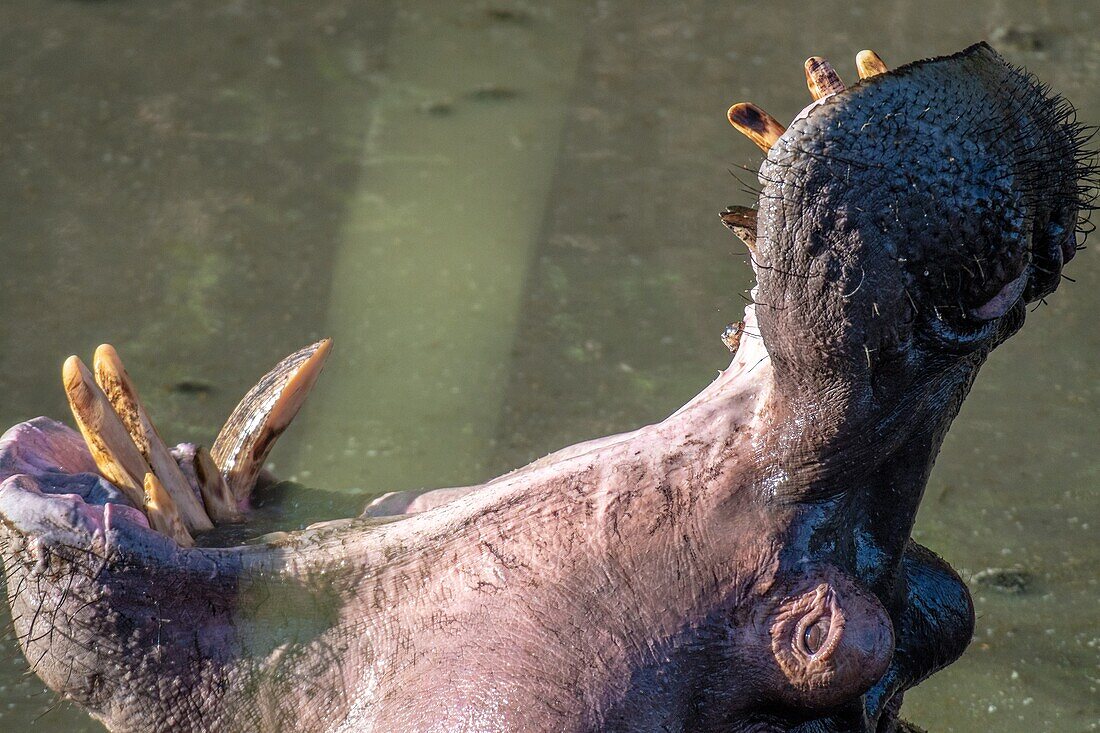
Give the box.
[0,44,1092,732]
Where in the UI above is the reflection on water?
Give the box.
[0,1,1095,731]
[297,0,589,492]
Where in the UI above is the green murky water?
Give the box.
[0,1,1096,730]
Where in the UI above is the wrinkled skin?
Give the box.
[0,44,1092,732]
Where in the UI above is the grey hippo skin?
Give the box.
[0,44,1092,732]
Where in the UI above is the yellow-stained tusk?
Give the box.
[93,345,213,532]
[211,339,333,502]
[805,56,846,100]
[143,472,194,547]
[194,445,243,524]
[727,102,786,153]
[856,49,888,79]
[62,355,150,509]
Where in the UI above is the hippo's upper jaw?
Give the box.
[756,44,1091,386]
[742,44,1094,510]
[0,45,1092,733]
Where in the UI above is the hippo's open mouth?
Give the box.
[1,44,1094,733]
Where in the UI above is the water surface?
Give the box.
[0,1,1096,730]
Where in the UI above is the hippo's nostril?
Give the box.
[969,270,1029,320]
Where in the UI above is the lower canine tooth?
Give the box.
[194,445,243,523]
[62,356,150,509]
[143,472,194,547]
[727,103,786,152]
[211,339,333,502]
[804,56,845,100]
[93,345,213,532]
[855,50,888,79]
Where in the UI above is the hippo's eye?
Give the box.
[802,618,829,655]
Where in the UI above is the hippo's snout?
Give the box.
[748,43,1094,393]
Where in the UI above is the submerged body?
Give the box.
[0,44,1091,732]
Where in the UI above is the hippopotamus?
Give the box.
[0,43,1091,732]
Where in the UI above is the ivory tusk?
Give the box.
[804,56,845,100]
[856,49,888,80]
[727,103,786,153]
[194,445,243,523]
[62,356,149,509]
[143,472,194,547]
[211,339,333,502]
[93,345,213,531]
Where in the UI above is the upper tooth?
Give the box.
[721,321,746,354]
[855,50,888,79]
[194,445,243,524]
[805,56,846,100]
[720,206,759,253]
[727,102,787,152]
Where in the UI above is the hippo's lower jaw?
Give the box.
[0,44,1091,732]
[0,345,930,733]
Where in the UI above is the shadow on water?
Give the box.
[0,1,1096,730]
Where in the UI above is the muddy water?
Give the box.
[0,1,1096,731]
